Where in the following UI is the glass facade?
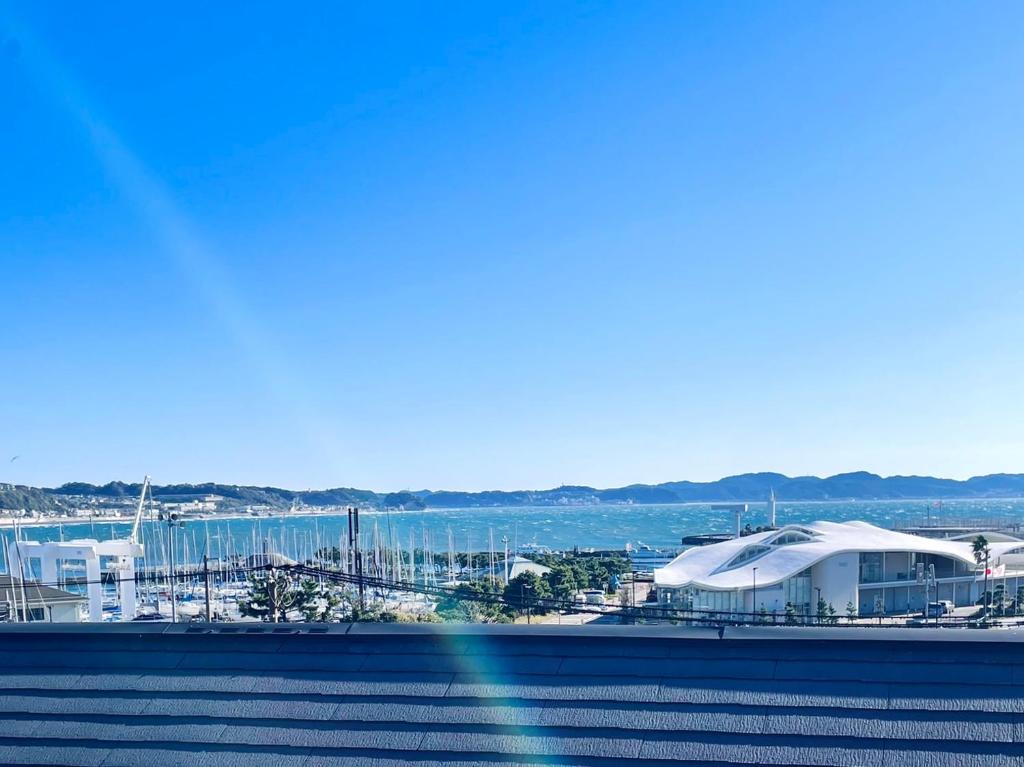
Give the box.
[659,586,739,615]
[860,552,883,583]
[860,551,974,584]
[772,531,813,546]
[723,545,770,570]
[693,589,739,613]
[782,568,812,612]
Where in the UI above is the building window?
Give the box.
[860,552,883,583]
[771,531,813,546]
[719,544,770,572]
[693,588,739,615]
[782,569,811,612]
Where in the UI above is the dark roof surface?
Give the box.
[0,575,87,605]
[0,622,1020,766]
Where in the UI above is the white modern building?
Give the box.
[655,520,1024,617]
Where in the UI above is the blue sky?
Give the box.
[2,3,1022,491]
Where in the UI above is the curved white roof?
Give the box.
[654,521,1015,590]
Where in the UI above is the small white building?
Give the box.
[655,520,1022,617]
[0,575,87,622]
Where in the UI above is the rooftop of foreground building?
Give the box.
[0,621,1021,765]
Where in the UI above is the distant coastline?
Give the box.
[3,493,1024,531]
[4,471,1024,517]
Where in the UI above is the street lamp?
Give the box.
[159,512,185,623]
[815,586,822,624]
[751,567,758,623]
[521,581,533,624]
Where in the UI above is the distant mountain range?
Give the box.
[4,472,1024,512]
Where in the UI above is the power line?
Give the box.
[0,561,983,628]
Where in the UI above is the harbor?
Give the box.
[3,481,1024,628]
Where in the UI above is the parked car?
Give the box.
[924,600,955,617]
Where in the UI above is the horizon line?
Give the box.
[11,469,1024,495]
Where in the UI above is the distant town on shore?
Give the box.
[3,471,1024,520]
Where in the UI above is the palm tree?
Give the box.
[972,535,991,618]
[972,535,990,563]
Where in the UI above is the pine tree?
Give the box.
[503,571,552,618]
[299,578,344,622]
[784,602,797,625]
[546,568,579,603]
[240,570,310,622]
[816,597,828,624]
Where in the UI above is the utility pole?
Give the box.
[169,527,177,623]
[354,507,364,610]
[347,508,355,576]
[203,554,212,623]
[268,566,278,623]
[160,513,183,623]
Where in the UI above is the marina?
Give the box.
[10,496,1024,562]
[4,488,1024,625]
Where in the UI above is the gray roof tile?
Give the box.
[217,723,424,750]
[0,623,1021,766]
[0,743,112,766]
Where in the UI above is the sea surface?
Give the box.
[5,498,1024,569]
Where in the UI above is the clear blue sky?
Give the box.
[2,3,1022,491]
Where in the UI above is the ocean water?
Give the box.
[6,498,1024,567]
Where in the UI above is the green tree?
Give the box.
[435,579,509,623]
[240,570,309,622]
[972,535,991,616]
[784,602,797,625]
[349,606,400,622]
[993,584,1007,616]
[503,571,552,618]
[972,535,990,564]
[408,610,443,623]
[546,567,579,603]
[527,553,629,594]
[584,555,630,592]
[298,578,344,622]
[846,601,857,620]
[816,597,828,624]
